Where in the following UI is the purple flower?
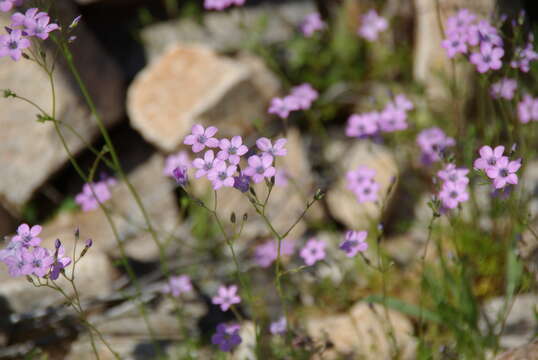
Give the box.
[204,0,244,11]
[468,20,503,47]
[270,317,287,335]
[0,29,30,61]
[192,150,217,179]
[50,244,72,280]
[172,166,188,186]
[416,127,455,164]
[211,323,242,352]
[470,43,504,73]
[346,112,379,138]
[358,9,388,41]
[212,285,241,311]
[163,151,191,177]
[218,136,248,165]
[253,239,295,268]
[243,154,275,184]
[445,9,476,35]
[437,164,469,185]
[301,13,325,37]
[183,124,219,153]
[439,181,469,209]
[24,15,59,40]
[346,166,376,190]
[3,250,29,277]
[474,145,506,171]
[393,94,414,112]
[22,246,54,278]
[75,180,115,212]
[442,32,468,58]
[256,138,287,157]
[207,160,237,190]
[339,230,368,257]
[511,40,538,72]
[379,104,408,132]
[268,97,297,119]
[0,0,22,12]
[353,179,379,203]
[289,84,318,110]
[486,157,521,189]
[12,223,42,247]
[300,238,326,266]
[517,95,538,124]
[0,238,24,262]
[11,8,47,27]
[162,275,193,297]
[490,78,517,100]
[233,173,250,193]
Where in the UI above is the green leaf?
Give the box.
[364,295,442,324]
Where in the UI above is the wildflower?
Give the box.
[490,78,517,100]
[162,275,193,297]
[204,0,244,11]
[233,173,250,193]
[353,179,379,203]
[207,160,237,190]
[301,13,325,37]
[256,138,287,157]
[339,230,368,257]
[474,145,506,171]
[470,43,504,73]
[416,127,455,164]
[437,164,469,185]
[517,95,538,123]
[270,317,287,335]
[69,15,82,29]
[468,20,503,47]
[50,244,72,280]
[183,124,219,153]
[12,223,42,247]
[438,181,469,209]
[218,136,248,165]
[211,323,242,352]
[511,40,538,72]
[192,150,217,179]
[172,166,188,186]
[346,166,376,190]
[486,157,521,189]
[23,15,59,40]
[445,9,476,35]
[212,285,241,311]
[441,33,468,58]
[300,238,326,266]
[163,151,191,177]
[253,239,295,268]
[0,29,30,61]
[379,104,408,132]
[346,112,379,138]
[358,9,388,41]
[268,97,296,119]
[393,94,414,112]
[0,0,21,12]
[11,8,47,27]
[243,154,275,184]
[75,180,115,212]
[0,238,24,261]
[289,83,318,110]
[22,246,54,277]
[3,251,29,277]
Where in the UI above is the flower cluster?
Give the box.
[441,9,504,73]
[253,239,295,268]
[346,94,413,138]
[358,9,387,41]
[268,83,318,119]
[474,145,521,189]
[339,230,368,257]
[437,164,469,210]
[183,124,287,190]
[346,166,379,203]
[299,237,326,266]
[0,6,59,61]
[490,78,517,100]
[75,178,116,212]
[517,95,538,124]
[204,0,244,11]
[0,224,72,279]
[510,36,538,72]
[416,127,455,165]
[301,13,326,37]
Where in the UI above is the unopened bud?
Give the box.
[242,213,248,222]
[74,227,80,239]
[69,15,82,29]
[85,238,93,248]
[314,189,325,201]
[55,239,62,249]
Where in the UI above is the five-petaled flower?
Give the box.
[184,124,219,153]
[212,285,241,311]
[243,154,276,184]
[300,238,326,266]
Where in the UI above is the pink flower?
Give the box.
[11,8,47,27]
[511,40,538,72]
[192,150,217,179]
[253,239,295,268]
[50,243,72,280]
[437,164,469,185]
[379,104,408,132]
[358,9,388,41]
[474,145,506,171]
[268,97,296,119]
[12,223,42,247]
[22,246,54,278]
[243,154,275,183]
[183,124,219,153]
[3,250,29,277]
[353,179,379,203]
[346,166,376,190]
[212,285,241,311]
[301,13,326,37]
[204,0,244,11]
[163,151,191,177]
[0,29,30,61]
[339,230,368,257]
[256,137,287,157]
[24,15,59,40]
[0,0,22,12]
[517,95,538,124]
[445,9,476,35]
[486,157,521,189]
[289,83,318,110]
[162,275,193,297]
[490,78,517,100]
[218,136,248,164]
[468,20,503,47]
[439,181,469,209]
[417,127,455,164]
[270,317,287,335]
[300,238,326,266]
[442,33,468,58]
[75,180,115,212]
[207,160,237,190]
[470,43,504,73]
[393,94,414,112]
[346,112,379,138]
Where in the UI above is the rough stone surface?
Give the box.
[325,141,398,230]
[127,44,278,151]
[306,302,416,359]
[495,340,538,360]
[0,6,124,212]
[39,154,180,261]
[141,1,316,60]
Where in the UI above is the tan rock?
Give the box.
[127,45,277,152]
[307,302,416,360]
[0,5,124,212]
[495,340,538,360]
[325,141,398,230]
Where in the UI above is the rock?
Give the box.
[481,294,537,348]
[127,45,278,152]
[306,302,416,359]
[39,154,180,261]
[233,321,256,360]
[0,4,124,212]
[325,141,398,230]
[495,340,538,360]
[141,1,316,60]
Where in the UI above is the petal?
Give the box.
[274,138,287,150]
[192,124,204,135]
[506,174,518,185]
[508,160,521,173]
[231,136,242,147]
[248,155,261,167]
[493,146,505,157]
[192,158,205,169]
[256,138,271,152]
[219,138,230,149]
[204,150,214,162]
[184,134,196,145]
[205,126,218,137]
[264,167,276,178]
[17,223,29,235]
[206,138,219,148]
[261,154,274,168]
[30,225,42,236]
